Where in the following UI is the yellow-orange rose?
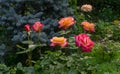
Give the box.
[50,37,68,48]
[58,16,76,29]
[81,21,95,32]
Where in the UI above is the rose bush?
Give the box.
[17,15,95,66]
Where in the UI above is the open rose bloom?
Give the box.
[50,37,68,48]
[75,34,94,52]
[32,21,43,32]
[24,24,31,32]
[81,4,92,12]
[59,16,76,29]
[81,21,95,32]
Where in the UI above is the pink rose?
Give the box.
[81,4,92,12]
[75,34,94,52]
[32,22,43,32]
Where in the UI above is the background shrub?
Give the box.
[77,0,120,21]
[0,0,73,64]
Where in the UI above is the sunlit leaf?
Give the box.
[22,41,34,44]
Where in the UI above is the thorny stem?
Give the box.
[26,32,32,66]
[37,32,42,58]
[27,52,32,66]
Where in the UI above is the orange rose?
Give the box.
[81,4,92,12]
[50,37,68,48]
[81,21,95,32]
[58,16,76,29]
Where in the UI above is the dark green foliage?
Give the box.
[90,20,120,41]
[0,42,120,73]
[0,0,73,63]
[34,50,96,74]
[76,0,120,21]
[0,63,34,74]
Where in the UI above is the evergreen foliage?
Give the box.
[0,0,73,63]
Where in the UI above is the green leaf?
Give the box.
[24,67,34,73]
[17,62,22,70]
[28,44,46,50]
[22,41,34,44]
[17,44,46,54]
[37,44,46,47]
[40,59,50,67]
[45,50,62,56]
[16,70,24,74]
[68,68,78,74]
[58,30,71,35]
[59,56,68,61]
[28,44,37,49]
[16,48,34,54]
[16,45,26,50]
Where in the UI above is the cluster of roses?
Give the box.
[24,16,95,52]
[24,22,43,33]
[24,4,95,52]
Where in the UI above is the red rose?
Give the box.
[24,24,31,32]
